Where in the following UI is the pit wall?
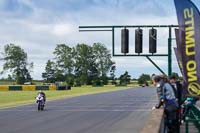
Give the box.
[140,108,164,133]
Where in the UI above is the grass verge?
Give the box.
[0,85,137,109]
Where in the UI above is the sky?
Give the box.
[0,0,200,80]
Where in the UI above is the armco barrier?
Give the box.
[0,85,9,91]
[57,85,71,90]
[9,86,22,91]
[36,86,49,91]
[22,85,36,91]
[0,85,57,91]
[49,85,56,90]
[140,108,164,133]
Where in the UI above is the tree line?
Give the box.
[42,43,114,86]
[1,43,115,85]
[1,43,181,86]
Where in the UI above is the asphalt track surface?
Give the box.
[0,87,157,133]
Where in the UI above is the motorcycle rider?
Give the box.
[36,90,46,104]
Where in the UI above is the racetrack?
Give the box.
[0,87,157,133]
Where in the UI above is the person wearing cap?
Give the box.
[152,75,178,133]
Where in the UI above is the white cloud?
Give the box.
[52,23,75,36]
[0,0,186,79]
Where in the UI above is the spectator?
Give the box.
[152,75,178,133]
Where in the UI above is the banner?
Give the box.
[174,29,185,78]
[174,0,200,97]
[174,47,183,77]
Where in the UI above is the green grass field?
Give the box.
[0,85,137,109]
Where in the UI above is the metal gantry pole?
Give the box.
[112,27,115,56]
[146,56,166,75]
[168,26,172,76]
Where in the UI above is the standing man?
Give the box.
[169,75,182,106]
[169,75,182,133]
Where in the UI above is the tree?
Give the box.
[53,44,74,75]
[2,44,33,84]
[110,64,116,85]
[7,74,13,80]
[138,74,150,85]
[93,43,114,85]
[47,43,115,86]
[54,69,65,82]
[119,71,131,85]
[42,60,56,83]
[74,44,96,85]
[92,43,114,77]
[53,44,75,85]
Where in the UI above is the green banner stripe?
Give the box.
[36,86,49,90]
[9,86,22,91]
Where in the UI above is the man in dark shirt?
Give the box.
[169,75,182,106]
[169,75,183,133]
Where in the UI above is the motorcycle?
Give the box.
[36,94,45,111]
